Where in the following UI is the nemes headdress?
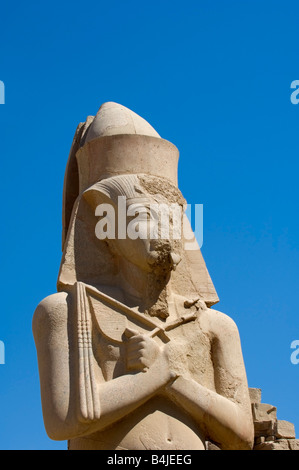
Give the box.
[58,102,219,306]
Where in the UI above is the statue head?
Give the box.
[57,102,219,310]
[83,173,185,277]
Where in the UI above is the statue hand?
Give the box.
[124,328,177,384]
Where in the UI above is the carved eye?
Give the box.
[127,204,156,221]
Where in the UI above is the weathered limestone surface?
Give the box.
[33,102,257,450]
[288,439,299,450]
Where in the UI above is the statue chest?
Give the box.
[91,311,215,390]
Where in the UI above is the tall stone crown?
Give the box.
[84,101,161,141]
[62,102,179,248]
[76,102,179,192]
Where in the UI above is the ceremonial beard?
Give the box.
[145,283,169,319]
[144,243,173,320]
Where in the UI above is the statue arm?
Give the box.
[32,293,175,441]
[94,359,174,432]
[165,311,254,450]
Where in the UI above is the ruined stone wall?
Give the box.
[249,388,298,450]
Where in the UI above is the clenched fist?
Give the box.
[124,328,161,371]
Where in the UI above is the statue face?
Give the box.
[113,197,182,273]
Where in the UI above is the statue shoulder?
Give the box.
[204,307,241,341]
[32,291,69,338]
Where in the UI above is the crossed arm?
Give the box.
[122,315,254,450]
[164,312,254,450]
[33,293,253,449]
[32,293,175,441]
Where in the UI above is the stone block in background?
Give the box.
[275,420,296,439]
[288,439,299,450]
[254,419,276,439]
[252,403,277,422]
[249,388,262,404]
[254,439,290,451]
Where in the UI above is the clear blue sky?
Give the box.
[0,0,298,450]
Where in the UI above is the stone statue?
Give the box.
[33,102,254,450]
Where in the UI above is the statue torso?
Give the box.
[69,284,214,450]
